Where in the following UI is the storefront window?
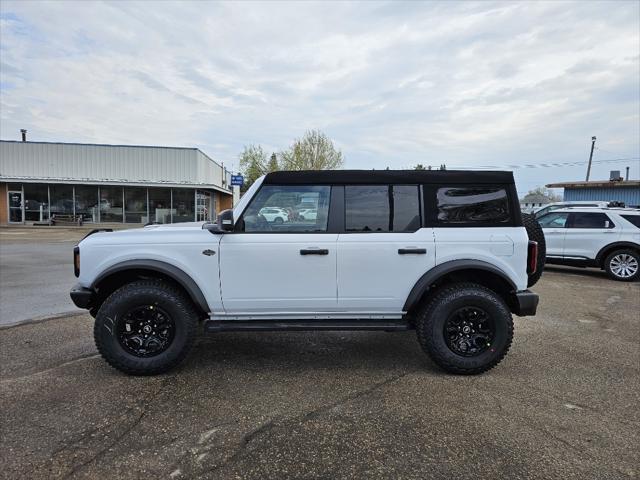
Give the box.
[125,187,147,223]
[196,190,213,222]
[149,188,172,224]
[23,184,49,222]
[50,184,74,218]
[100,186,124,222]
[172,188,195,223]
[75,185,99,223]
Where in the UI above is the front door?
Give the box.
[538,212,569,257]
[8,190,23,223]
[336,185,435,313]
[219,184,337,313]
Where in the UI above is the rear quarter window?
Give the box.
[435,186,511,225]
[621,215,640,228]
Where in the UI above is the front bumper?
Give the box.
[70,284,94,309]
[512,290,539,317]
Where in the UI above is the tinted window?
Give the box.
[241,185,330,232]
[345,185,421,232]
[436,186,510,224]
[569,212,614,229]
[621,215,640,228]
[538,212,569,228]
[346,185,390,232]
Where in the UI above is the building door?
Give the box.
[8,190,23,223]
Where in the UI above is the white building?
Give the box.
[0,140,233,225]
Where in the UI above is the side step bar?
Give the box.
[204,319,411,333]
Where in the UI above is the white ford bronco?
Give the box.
[70,170,543,376]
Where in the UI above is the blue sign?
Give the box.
[231,175,244,186]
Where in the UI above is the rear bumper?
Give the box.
[512,290,539,317]
[70,284,94,309]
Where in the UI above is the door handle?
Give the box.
[398,248,427,254]
[300,248,329,255]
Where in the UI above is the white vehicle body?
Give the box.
[538,207,640,280]
[73,171,537,321]
[72,169,542,376]
[534,201,610,218]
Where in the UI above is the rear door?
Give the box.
[538,212,570,257]
[336,185,435,314]
[563,212,620,260]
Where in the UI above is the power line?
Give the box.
[447,157,639,170]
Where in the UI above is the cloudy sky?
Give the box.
[1,0,638,194]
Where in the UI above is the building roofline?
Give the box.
[0,139,227,172]
[546,180,640,188]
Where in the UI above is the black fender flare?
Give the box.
[402,259,517,312]
[595,242,640,265]
[91,259,210,313]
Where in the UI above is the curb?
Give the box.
[0,310,88,330]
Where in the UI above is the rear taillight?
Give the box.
[73,246,80,277]
[527,240,538,274]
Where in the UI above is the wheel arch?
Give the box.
[403,260,517,315]
[595,242,640,267]
[90,260,210,316]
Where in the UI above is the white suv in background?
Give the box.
[538,207,640,281]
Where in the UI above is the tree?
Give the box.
[279,130,343,171]
[523,186,562,203]
[414,164,426,170]
[238,144,268,189]
[267,153,279,173]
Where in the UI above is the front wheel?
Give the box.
[604,249,639,282]
[94,280,198,375]
[416,283,514,375]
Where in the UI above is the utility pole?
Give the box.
[585,136,596,181]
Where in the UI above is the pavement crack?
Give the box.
[60,377,170,479]
[201,371,410,476]
[0,353,101,382]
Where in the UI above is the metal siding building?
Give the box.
[0,140,233,225]
[546,180,640,206]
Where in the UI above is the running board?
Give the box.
[203,319,411,333]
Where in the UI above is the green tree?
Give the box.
[279,130,343,171]
[414,164,426,170]
[239,144,268,189]
[267,153,279,172]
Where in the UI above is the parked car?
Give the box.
[298,208,317,221]
[534,201,610,218]
[70,169,543,376]
[258,207,289,223]
[538,207,640,281]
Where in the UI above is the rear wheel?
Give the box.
[604,249,639,282]
[522,213,546,287]
[416,283,513,375]
[94,280,198,375]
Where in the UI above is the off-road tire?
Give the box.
[604,249,640,282]
[416,283,514,375]
[522,213,546,287]
[94,280,198,375]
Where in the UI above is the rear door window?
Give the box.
[435,186,510,224]
[345,185,421,232]
[568,212,614,229]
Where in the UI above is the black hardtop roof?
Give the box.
[264,169,514,185]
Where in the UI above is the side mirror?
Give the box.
[217,209,234,232]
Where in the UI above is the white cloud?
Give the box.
[1,0,638,192]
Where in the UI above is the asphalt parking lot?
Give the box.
[0,229,639,479]
[0,228,92,325]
